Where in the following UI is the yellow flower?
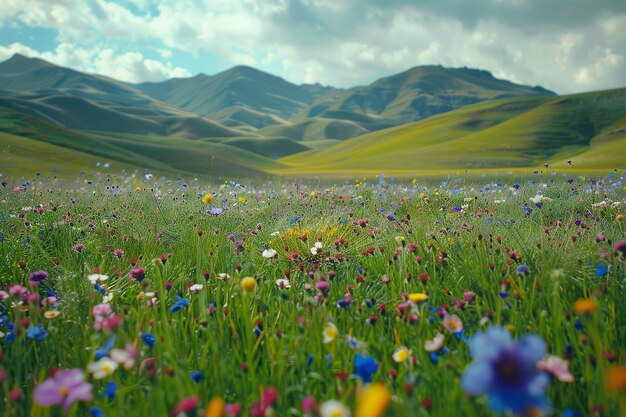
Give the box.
[240,277,256,292]
[355,383,391,417]
[573,298,598,314]
[392,346,411,363]
[202,193,214,204]
[135,186,141,191]
[204,396,225,417]
[408,293,428,303]
[238,197,247,204]
[506,324,516,332]
[616,214,624,222]
[418,193,426,199]
[310,191,316,196]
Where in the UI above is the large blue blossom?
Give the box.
[461,326,550,414]
[354,353,378,383]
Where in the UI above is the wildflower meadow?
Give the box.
[0,169,625,417]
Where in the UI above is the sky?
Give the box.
[0,0,625,93]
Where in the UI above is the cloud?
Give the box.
[0,0,624,92]
[0,42,190,83]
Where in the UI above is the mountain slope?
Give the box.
[0,54,248,139]
[134,66,339,127]
[277,88,626,174]
[295,65,555,125]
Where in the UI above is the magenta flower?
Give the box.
[34,369,93,413]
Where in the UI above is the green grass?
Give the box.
[278,89,626,175]
[0,172,624,417]
[0,111,281,179]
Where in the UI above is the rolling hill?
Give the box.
[276,88,626,175]
[0,53,623,178]
[0,110,281,178]
[0,54,251,139]
[133,66,338,128]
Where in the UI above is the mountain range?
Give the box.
[0,53,624,177]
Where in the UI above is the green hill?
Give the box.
[277,88,626,175]
[0,110,281,178]
[0,54,249,139]
[258,118,368,141]
[296,66,554,126]
[134,66,338,125]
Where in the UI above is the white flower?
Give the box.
[310,241,323,255]
[319,400,351,417]
[217,273,231,281]
[262,248,278,258]
[87,357,118,379]
[87,273,109,284]
[276,279,291,289]
[102,293,114,304]
[323,323,338,344]
[424,333,445,352]
[189,284,204,293]
[530,192,553,204]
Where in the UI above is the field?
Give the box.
[0,168,625,417]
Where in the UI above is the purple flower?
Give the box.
[461,326,549,414]
[29,270,49,285]
[130,268,145,282]
[34,369,93,412]
[207,207,224,216]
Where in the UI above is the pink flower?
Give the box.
[225,403,242,417]
[537,355,574,383]
[9,285,27,296]
[442,314,463,333]
[33,369,93,413]
[170,395,199,417]
[92,304,112,316]
[111,343,139,370]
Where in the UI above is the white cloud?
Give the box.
[0,41,190,83]
[0,0,624,92]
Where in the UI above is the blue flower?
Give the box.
[354,353,378,383]
[595,263,608,277]
[461,326,550,414]
[141,333,156,347]
[95,336,116,360]
[190,370,203,382]
[171,296,190,313]
[91,407,104,417]
[101,381,117,400]
[94,284,106,295]
[290,215,300,226]
[26,324,49,342]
